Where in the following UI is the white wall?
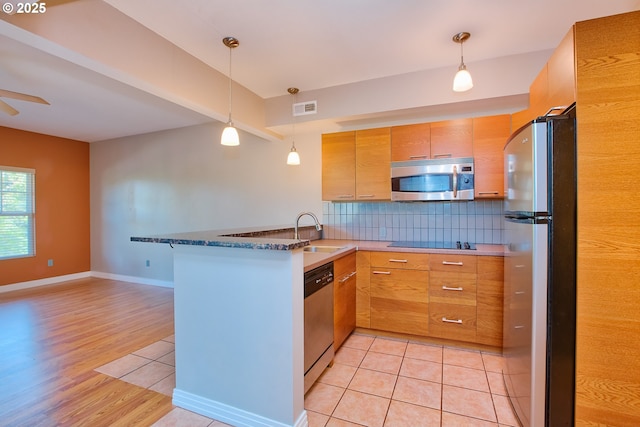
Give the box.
[90,121,321,283]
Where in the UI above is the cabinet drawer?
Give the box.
[429,254,476,273]
[371,252,429,270]
[429,271,477,305]
[429,302,477,341]
[370,268,429,336]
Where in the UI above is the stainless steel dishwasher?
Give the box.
[304,262,334,394]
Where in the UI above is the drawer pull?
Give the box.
[442,317,463,324]
[372,270,391,275]
[442,286,463,291]
[339,271,356,283]
[442,261,464,266]
[388,258,408,263]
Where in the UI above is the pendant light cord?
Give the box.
[228,46,233,124]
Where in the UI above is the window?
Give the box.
[0,166,35,260]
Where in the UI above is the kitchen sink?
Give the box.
[303,245,344,253]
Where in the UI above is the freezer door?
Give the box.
[503,218,548,427]
[504,121,548,215]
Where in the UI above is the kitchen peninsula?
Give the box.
[132,227,317,427]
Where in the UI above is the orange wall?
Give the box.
[0,126,90,286]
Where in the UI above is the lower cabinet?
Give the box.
[428,254,478,342]
[354,250,504,348]
[369,252,430,336]
[334,252,357,349]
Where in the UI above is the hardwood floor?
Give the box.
[0,277,175,427]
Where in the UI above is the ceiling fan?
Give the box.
[0,89,50,116]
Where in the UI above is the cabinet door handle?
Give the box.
[388,258,408,263]
[409,155,429,159]
[442,286,463,291]
[358,194,375,198]
[372,270,391,275]
[337,194,353,199]
[339,271,357,283]
[442,261,463,266]
[442,317,463,324]
[433,153,452,158]
[478,191,500,195]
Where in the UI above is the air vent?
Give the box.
[293,100,317,116]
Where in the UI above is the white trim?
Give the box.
[1,271,173,292]
[172,389,308,427]
[0,271,91,293]
[0,165,35,174]
[90,271,174,288]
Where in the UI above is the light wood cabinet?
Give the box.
[473,114,511,199]
[369,252,430,336]
[512,27,576,130]
[322,128,391,201]
[355,128,391,200]
[390,123,431,162]
[574,11,640,426]
[428,254,477,342]
[476,256,504,347]
[391,119,473,162]
[354,250,504,348]
[355,251,371,328]
[322,131,356,201]
[430,118,473,159]
[333,252,357,349]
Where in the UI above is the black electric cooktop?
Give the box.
[388,241,476,250]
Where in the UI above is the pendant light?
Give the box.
[452,32,473,92]
[286,87,301,165]
[221,36,240,146]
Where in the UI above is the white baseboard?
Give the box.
[1,271,173,293]
[172,388,308,427]
[0,271,92,293]
[90,271,173,288]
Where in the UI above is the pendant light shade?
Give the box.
[452,32,473,92]
[286,87,301,165]
[287,147,300,165]
[221,125,239,146]
[221,36,240,146]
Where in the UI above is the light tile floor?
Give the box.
[95,332,518,427]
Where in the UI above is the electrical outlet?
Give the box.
[47,259,54,267]
[145,260,150,267]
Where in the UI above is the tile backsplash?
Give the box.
[322,200,503,244]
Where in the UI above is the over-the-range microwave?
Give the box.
[391,157,474,201]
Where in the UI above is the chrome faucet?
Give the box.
[294,211,322,240]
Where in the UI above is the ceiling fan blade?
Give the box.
[0,89,49,105]
[0,99,19,116]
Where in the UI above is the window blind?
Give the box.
[0,166,35,260]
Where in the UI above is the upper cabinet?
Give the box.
[513,27,576,129]
[322,131,356,201]
[322,128,391,201]
[391,123,430,161]
[355,128,391,201]
[391,119,473,162]
[473,114,512,199]
[430,118,473,159]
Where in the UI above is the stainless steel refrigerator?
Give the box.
[503,104,576,427]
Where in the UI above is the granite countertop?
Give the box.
[131,227,505,272]
[130,226,310,251]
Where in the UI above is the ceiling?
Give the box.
[0,0,638,142]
